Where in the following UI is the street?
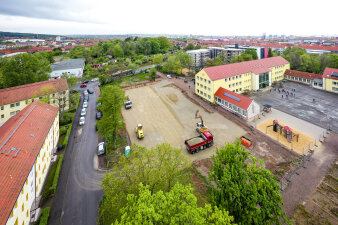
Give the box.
[49,81,105,225]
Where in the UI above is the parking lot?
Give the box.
[249,81,338,133]
[121,80,246,161]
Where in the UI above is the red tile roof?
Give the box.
[203,56,289,81]
[0,101,58,225]
[214,87,253,110]
[0,78,69,106]
[284,69,322,80]
[322,67,338,80]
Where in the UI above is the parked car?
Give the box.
[83,102,88,108]
[84,95,89,101]
[88,88,94,94]
[97,142,105,156]
[83,80,90,84]
[96,111,102,120]
[79,117,85,125]
[125,101,132,109]
[84,90,88,95]
[81,108,87,116]
[91,78,99,82]
[167,75,172,79]
[80,84,87,88]
[184,78,188,83]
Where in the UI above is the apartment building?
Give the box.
[322,67,338,93]
[0,78,69,126]
[208,47,244,63]
[186,49,210,69]
[195,56,290,103]
[0,101,59,225]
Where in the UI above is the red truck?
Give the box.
[185,131,214,154]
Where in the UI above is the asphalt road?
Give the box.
[49,82,105,225]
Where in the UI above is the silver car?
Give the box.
[97,142,105,155]
[79,116,85,125]
[81,108,86,116]
[83,102,88,108]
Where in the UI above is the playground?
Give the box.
[257,119,316,154]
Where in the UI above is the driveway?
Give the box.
[49,82,105,225]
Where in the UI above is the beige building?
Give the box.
[0,78,69,126]
[0,101,59,225]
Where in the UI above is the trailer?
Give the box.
[184,131,213,154]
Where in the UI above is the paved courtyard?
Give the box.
[249,81,338,133]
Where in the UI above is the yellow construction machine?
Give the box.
[195,110,208,134]
[135,124,144,139]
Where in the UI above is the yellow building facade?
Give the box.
[195,56,290,103]
[0,79,69,125]
[0,101,59,225]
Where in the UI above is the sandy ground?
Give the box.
[122,80,246,161]
[257,120,316,155]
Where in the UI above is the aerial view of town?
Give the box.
[0,0,337,225]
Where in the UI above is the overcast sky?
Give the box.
[0,0,337,36]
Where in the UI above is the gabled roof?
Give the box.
[51,58,85,71]
[284,69,322,80]
[203,56,289,81]
[322,67,338,80]
[214,87,253,110]
[0,101,58,225]
[0,78,68,106]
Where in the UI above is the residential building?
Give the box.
[208,47,244,63]
[195,56,290,103]
[50,58,85,79]
[0,79,69,126]
[214,87,260,120]
[322,67,338,93]
[284,69,323,89]
[186,49,210,69]
[0,101,59,225]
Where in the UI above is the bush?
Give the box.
[39,207,50,225]
[63,125,72,148]
[60,113,74,126]
[59,126,67,136]
[50,155,63,195]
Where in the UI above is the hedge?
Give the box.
[62,124,72,148]
[59,126,67,136]
[39,207,50,225]
[43,155,64,198]
[60,112,74,126]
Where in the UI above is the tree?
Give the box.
[244,48,258,60]
[214,56,225,66]
[184,43,195,51]
[150,67,156,81]
[68,46,86,59]
[209,142,290,225]
[157,36,171,52]
[117,183,234,225]
[268,48,273,57]
[152,54,164,66]
[113,44,123,58]
[195,44,202,50]
[61,73,78,88]
[240,53,253,62]
[99,143,191,225]
[127,62,138,74]
[97,85,125,149]
[1,53,51,88]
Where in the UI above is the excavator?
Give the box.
[135,124,144,139]
[195,110,208,134]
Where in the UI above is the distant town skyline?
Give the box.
[0,0,337,36]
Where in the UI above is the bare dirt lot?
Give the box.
[122,80,246,161]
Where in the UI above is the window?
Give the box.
[1,114,4,119]
[232,77,235,80]
[240,88,242,91]
[26,193,28,201]
[208,80,211,84]
[236,89,238,92]
[1,106,3,110]
[333,87,338,92]
[16,102,20,107]
[10,103,15,108]
[232,84,235,87]
[10,111,15,116]
[229,85,231,88]
[16,110,20,114]
[208,95,211,99]
[225,78,227,82]
[204,93,207,97]
[239,75,242,78]
[22,203,24,212]
[208,88,211,92]
[236,82,238,86]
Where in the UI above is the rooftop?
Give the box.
[322,67,338,80]
[203,56,289,81]
[284,69,322,80]
[0,101,58,224]
[51,58,85,71]
[214,87,253,110]
[0,78,69,106]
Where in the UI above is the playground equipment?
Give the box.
[267,120,299,143]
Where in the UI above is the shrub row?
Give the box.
[62,125,72,149]
[60,112,74,126]
[39,207,50,225]
[43,155,64,198]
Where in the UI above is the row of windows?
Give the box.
[196,83,211,92]
[9,102,20,108]
[333,81,338,86]
[196,89,211,100]
[275,65,284,69]
[196,76,211,84]
[228,82,243,88]
[215,97,248,117]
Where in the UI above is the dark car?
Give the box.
[83,80,90,84]
[96,111,102,120]
[184,78,188,83]
[84,95,89,101]
[88,88,95,94]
